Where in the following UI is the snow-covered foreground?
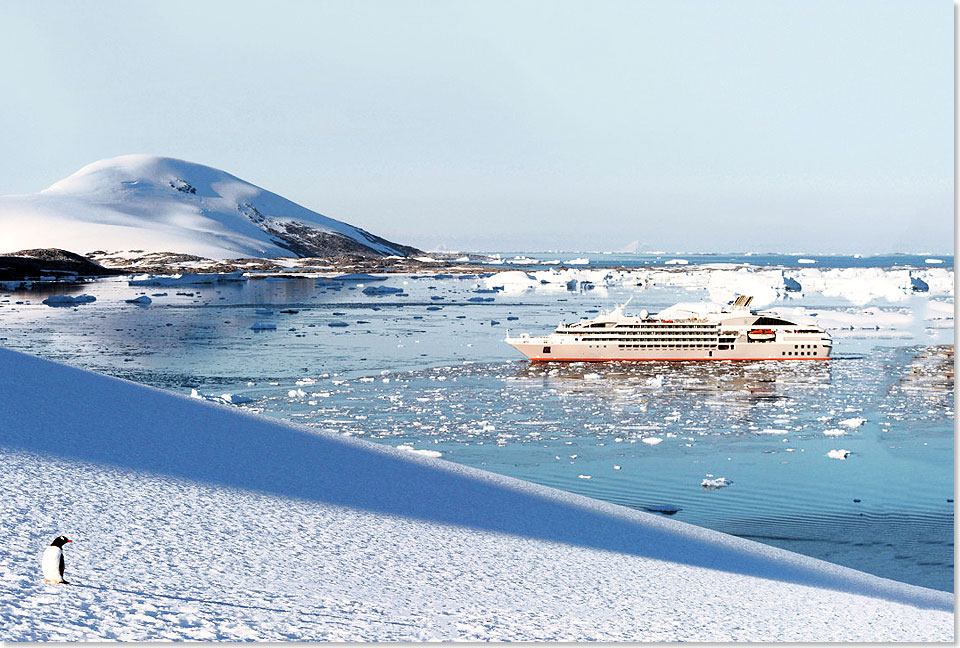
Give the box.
[0,349,952,641]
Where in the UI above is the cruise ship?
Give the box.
[505,296,832,362]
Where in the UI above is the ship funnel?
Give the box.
[731,295,754,310]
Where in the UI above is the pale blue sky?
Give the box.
[1,1,953,253]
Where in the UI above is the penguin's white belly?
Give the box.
[42,546,62,582]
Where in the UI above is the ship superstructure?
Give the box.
[505,296,831,362]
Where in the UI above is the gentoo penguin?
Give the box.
[42,535,72,584]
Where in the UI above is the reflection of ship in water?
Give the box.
[505,295,832,362]
[519,352,831,403]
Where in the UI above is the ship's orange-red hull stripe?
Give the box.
[529,357,831,363]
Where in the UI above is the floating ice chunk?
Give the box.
[797,258,817,264]
[363,285,404,296]
[220,393,253,404]
[578,474,592,479]
[641,437,663,445]
[190,389,252,406]
[756,428,789,435]
[255,308,274,315]
[583,373,601,382]
[925,258,944,264]
[664,258,689,265]
[823,428,846,437]
[250,321,276,330]
[827,449,851,460]
[839,417,866,428]
[701,476,732,490]
[328,321,349,327]
[42,294,96,307]
[287,388,307,398]
[613,465,621,470]
[396,444,442,458]
[125,295,152,305]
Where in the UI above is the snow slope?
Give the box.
[0,155,417,260]
[0,348,952,641]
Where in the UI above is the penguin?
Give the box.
[42,535,72,584]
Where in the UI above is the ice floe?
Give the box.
[827,449,852,460]
[395,444,443,458]
[190,388,253,405]
[838,418,866,428]
[701,476,733,490]
[125,295,152,305]
[41,294,97,307]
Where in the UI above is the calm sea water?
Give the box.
[0,257,953,591]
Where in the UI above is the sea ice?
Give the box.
[125,295,152,305]
[362,285,404,296]
[827,449,852,460]
[701,477,733,490]
[838,418,866,428]
[41,294,96,307]
[395,444,443,458]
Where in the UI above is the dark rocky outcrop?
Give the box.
[0,248,125,281]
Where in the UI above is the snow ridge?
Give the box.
[0,348,952,640]
[0,155,418,260]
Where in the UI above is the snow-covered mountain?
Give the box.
[0,155,420,260]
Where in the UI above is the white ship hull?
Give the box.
[506,338,830,362]
[505,296,832,362]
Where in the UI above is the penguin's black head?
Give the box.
[50,535,72,548]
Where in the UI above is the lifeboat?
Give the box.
[747,328,776,342]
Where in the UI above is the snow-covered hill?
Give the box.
[0,348,952,641]
[0,155,419,260]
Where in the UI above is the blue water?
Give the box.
[0,263,953,592]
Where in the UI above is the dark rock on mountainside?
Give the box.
[0,248,125,281]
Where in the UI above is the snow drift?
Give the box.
[0,349,952,640]
[0,155,419,260]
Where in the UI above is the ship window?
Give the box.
[542,346,551,354]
